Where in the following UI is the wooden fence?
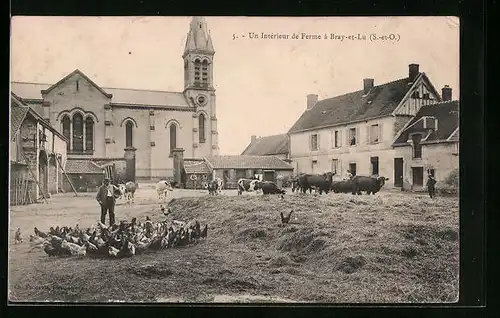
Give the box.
[10,178,36,206]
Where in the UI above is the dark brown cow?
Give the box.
[350,175,389,195]
[261,181,286,196]
[298,172,334,194]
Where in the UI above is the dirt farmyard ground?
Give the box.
[8,185,459,303]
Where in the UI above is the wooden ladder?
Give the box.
[22,153,48,204]
[55,155,78,196]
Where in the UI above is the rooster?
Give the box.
[34,227,48,238]
[280,210,293,225]
[14,227,23,244]
[200,224,208,239]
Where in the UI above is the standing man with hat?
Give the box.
[96,177,119,226]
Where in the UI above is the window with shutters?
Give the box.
[369,124,380,144]
[331,159,339,175]
[310,134,318,151]
[349,128,357,146]
[201,60,209,84]
[332,130,341,148]
[194,59,201,84]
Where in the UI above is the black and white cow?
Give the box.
[237,178,262,195]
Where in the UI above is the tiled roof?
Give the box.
[65,159,104,174]
[288,75,428,133]
[10,96,29,140]
[393,100,459,145]
[11,81,189,107]
[183,159,212,174]
[241,134,289,156]
[204,155,293,170]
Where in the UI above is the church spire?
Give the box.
[183,16,215,56]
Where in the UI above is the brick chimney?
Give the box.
[408,63,420,82]
[442,85,452,101]
[307,94,318,110]
[363,78,374,95]
[251,135,257,143]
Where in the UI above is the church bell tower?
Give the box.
[183,17,219,155]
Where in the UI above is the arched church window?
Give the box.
[72,113,84,152]
[62,115,71,151]
[194,59,201,83]
[170,124,177,154]
[85,117,94,151]
[125,121,133,148]
[202,60,208,83]
[199,114,206,143]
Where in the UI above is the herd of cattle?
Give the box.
[205,172,389,197]
[112,172,389,203]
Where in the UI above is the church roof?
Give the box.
[204,155,293,170]
[288,73,441,133]
[393,100,459,145]
[241,134,289,156]
[65,159,104,174]
[11,81,190,108]
[41,69,113,98]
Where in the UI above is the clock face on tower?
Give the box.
[196,94,207,106]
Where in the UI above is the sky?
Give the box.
[10,16,459,155]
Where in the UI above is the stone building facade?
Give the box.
[288,63,459,188]
[11,17,219,181]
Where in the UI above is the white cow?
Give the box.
[156,180,174,202]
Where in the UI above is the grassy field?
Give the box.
[8,186,459,303]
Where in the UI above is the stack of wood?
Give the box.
[10,178,36,206]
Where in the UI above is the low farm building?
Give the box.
[10,93,68,204]
[241,134,290,161]
[204,155,294,189]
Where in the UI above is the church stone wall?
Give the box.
[44,72,110,157]
[110,108,151,179]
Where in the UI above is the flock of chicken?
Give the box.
[27,212,208,259]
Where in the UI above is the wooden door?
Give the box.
[394,158,404,187]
